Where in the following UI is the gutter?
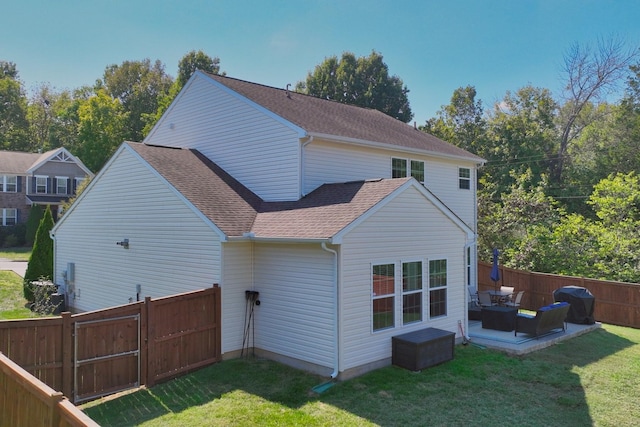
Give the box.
[300,135,314,197]
[321,242,339,379]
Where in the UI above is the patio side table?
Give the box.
[481,306,518,331]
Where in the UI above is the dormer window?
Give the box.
[392,158,425,184]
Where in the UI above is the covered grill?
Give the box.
[553,286,595,324]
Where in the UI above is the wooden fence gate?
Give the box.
[0,286,221,404]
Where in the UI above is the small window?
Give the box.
[36,176,48,194]
[392,158,425,184]
[402,261,422,324]
[392,158,407,179]
[372,263,395,331]
[4,176,17,192]
[429,259,447,318]
[56,177,69,194]
[459,168,471,190]
[3,208,17,226]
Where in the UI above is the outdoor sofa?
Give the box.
[515,302,570,338]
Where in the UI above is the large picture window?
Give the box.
[372,263,395,331]
[429,259,447,318]
[402,261,422,324]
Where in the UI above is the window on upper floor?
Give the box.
[459,168,471,190]
[2,176,17,192]
[2,208,17,226]
[56,176,69,195]
[429,259,448,318]
[392,158,425,184]
[35,176,48,194]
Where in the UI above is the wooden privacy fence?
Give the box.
[0,352,99,427]
[478,262,640,328]
[0,285,221,404]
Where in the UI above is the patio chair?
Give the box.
[500,286,515,304]
[477,291,496,307]
[468,288,480,307]
[504,291,524,310]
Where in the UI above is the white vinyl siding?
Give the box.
[53,148,222,312]
[145,74,301,201]
[304,139,476,228]
[221,241,255,354]
[252,243,335,371]
[339,186,467,371]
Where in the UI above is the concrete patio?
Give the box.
[466,318,601,355]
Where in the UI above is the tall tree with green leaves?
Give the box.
[23,205,54,301]
[0,61,30,150]
[422,85,486,153]
[98,59,172,142]
[297,51,413,123]
[75,89,127,172]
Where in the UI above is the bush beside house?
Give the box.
[23,205,54,302]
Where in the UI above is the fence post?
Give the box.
[140,298,148,387]
[145,296,155,388]
[61,312,73,399]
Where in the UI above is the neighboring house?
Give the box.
[51,71,484,379]
[0,148,93,225]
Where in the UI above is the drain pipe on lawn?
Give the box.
[321,242,339,381]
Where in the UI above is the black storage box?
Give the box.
[481,306,518,331]
[553,286,595,324]
[392,327,455,371]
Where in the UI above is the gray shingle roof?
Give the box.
[206,73,483,162]
[128,143,409,239]
[0,150,53,174]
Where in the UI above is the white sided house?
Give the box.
[51,72,484,379]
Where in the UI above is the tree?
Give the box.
[25,205,44,246]
[75,89,127,172]
[422,85,486,153]
[23,205,54,301]
[176,50,221,88]
[99,59,172,142]
[482,86,558,194]
[0,61,30,150]
[297,51,413,123]
[551,37,640,184]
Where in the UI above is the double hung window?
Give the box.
[2,176,17,192]
[35,176,48,194]
[372,264,395,331]
[402,261,422,324]
[459,168,471,190]
[392,158,425,184]
[429,259,447,318]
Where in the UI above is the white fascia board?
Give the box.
[308,132,486,165]
[331,179,475,244]
[27,147,95,176]
[124,144,228,241]
[227,236,330,244]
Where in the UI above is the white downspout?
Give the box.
[321,242,339,379]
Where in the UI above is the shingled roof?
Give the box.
[0,150,55,174]
[127,143,410,240]
[206,73,483,162]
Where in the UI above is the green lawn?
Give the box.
[0,270,35,319]
[80,324,640,427]
[0,247,31,261]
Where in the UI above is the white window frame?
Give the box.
[428,258,448,319]
[35,175,48,194]
[459,167,471,190]
[401,260,424,325]
[3,175,17,192]
[371,262,396,332]
[56,176,69,195]
[392,157,425,184]
[3,208,17,226]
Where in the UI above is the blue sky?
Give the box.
[2,0,639,124]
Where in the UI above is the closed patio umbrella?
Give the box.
[490,248,500,292]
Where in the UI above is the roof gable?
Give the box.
[204,72,483,163]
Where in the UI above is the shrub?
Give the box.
[23,205,54,302]
[25,205,44,246]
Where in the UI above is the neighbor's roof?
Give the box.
[206,73,484,163]
[0,150,54,174]
[128,142,410,239]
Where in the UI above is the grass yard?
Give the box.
[0,271,36,320]
[0,247,32,261]
[81,324,640,427]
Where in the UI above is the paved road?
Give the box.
[0,259,27,277]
